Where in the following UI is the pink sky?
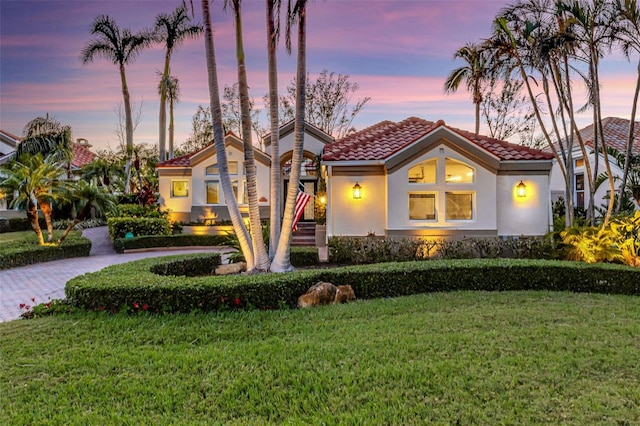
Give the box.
[0,0,636,152]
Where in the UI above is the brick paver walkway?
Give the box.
[0,227,228,322]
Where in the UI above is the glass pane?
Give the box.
[205,161,238,175]
[409,193,436,220]
[446,193,472,220]
[231,180,239,202]
[408,159,437,183]
[575,173,584,190]
[172,181,188,197]
[206,181,219,204]
[445,158,474,183]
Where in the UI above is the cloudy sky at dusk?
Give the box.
[0,0,636,152]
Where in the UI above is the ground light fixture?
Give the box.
[353,182,362,199]
[517,180,527,197]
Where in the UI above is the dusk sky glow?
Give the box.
[1,0,637,152]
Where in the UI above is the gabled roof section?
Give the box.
[263,120,335,147]
[576,117,640,155]
[322,117,554,162]
[71,142,97,168]
[0,129,21,156]
[157,133,271,168]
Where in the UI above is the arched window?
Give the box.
[445,158,474,183]
[408,159,437,183]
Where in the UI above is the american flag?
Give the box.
[292,181,311,231]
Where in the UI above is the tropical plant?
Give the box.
[80,15,154,193]
[57,181,117,244]
[17,116,73,174]
[444,42,491,135]
[80,157,125,193]
[0,154,67,244]
[154,5,202,161]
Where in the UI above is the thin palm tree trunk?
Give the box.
[201,0,255,271]
[232,0,269,271]
[267,0,281,260]
[272,0,306,273]
[39,200,54,242]
[619,60,640,210]
[28,201,45,246]
[121,65,134,194]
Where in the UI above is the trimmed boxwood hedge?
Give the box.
[150,253,222,277]
[0,235,91,270]
[107,217,171,240]
[65,257,640,314]
[114,234,226,253]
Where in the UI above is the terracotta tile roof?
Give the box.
[323,117,554,162]
[577,117,640,155]
[157,151,195,167]
[71,143,97,168]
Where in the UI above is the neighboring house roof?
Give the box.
[576,117,640,156]
[157,132,270,169]
[71,142,97,168]
[323,117,554,162]
[0,130,21,164]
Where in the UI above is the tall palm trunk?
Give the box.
[272,0,306,272]
[27,200,45,246]
[201,0,255,271]
[169,93,176,159]
[232,0,269,270]
[159,53,171,162]
[619,60,640,210]
[267,0,281,260]
[39,200,54,242]
[121,64,134,194]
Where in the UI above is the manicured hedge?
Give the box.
[65,257,640,314]
[290,247,320,267]
[0,217,47,234]
[0,234,91,270]
[114,234,226,253]
[107,217,171,240]
[149,253,222,277]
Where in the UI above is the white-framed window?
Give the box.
[409,192,437,220]
[171,180,189,197]
[408,159,437,183]
[406,155,476,222]
[445,158,474,183]
[575,158,585,168]
[205,181,219,204]
[575,173,585,209]
[445,192,473,221]
[206,161,238,175]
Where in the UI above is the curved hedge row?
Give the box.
[0,235,91,270]
[113,234,226,253]
[65,257,640,314]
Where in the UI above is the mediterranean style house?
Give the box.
[157,121,334,223]
[549,117,640,211]
[158,117,555,239]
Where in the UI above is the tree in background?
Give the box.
[177,105,213,154]
[81,15,153,193]
[444,42,491,135]
[272,68,370,138]
[154,5,202,161]
[166,76,181,159]
[222,83,266,149]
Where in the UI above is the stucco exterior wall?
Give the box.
[327,173,386,237]
[278,130,327,159]
[386,144,497,234]
[497,174,551,236]
[159,176,192,222]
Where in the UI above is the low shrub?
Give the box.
[328,236,557,264]
[116,203,168,219]
[65,257,640,315]
[149,253,222,277]
[0,217,47,234]
[107,217,171,240]
[290,247,320,267]
[113,234,226,253]
[0,232,91,270]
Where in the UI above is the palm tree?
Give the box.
[0,154,66,245]
[615,0,640,210]
[444,42,491,135]
[266,0,282,259]
[57,181,117,244]
[166,76,180,159]
[155,5,203,162]
[271,0,308,272]
[225,0,270,271]
[201,0,256,270]
[18,116,73,174]
[80,15,153,193]
[81,157,125,193]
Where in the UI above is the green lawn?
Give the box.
[2,291,639,424]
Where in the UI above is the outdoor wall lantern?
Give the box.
[353,182,362,199]
[319,193,327,204]
[516,180,527,197]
